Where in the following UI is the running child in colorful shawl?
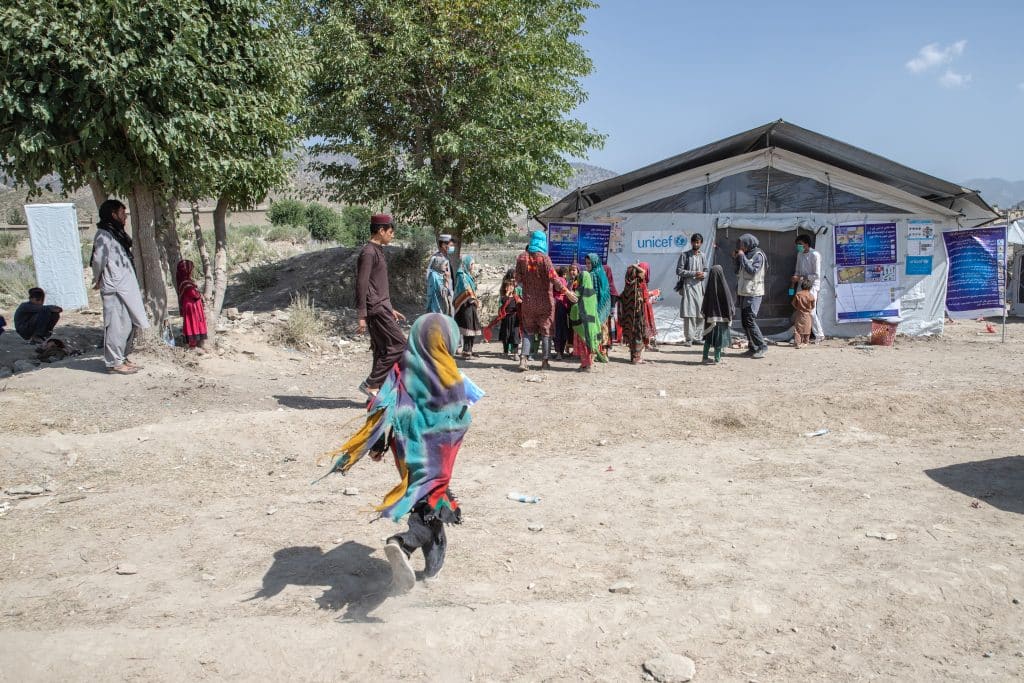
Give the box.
[175,260,208,353]
[453,255,483,358]
[569,266,601,372]
[320,313,484,592]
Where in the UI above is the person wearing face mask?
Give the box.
[790,234,824,342]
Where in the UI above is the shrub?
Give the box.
[233,235,272,265]
[279,292,323,346]
[4,206,26,226]
[265,223,310,243]
[0,231,23,258]
[0,260,35,306]
[233,224,267,239]
[339,205,372,245]
[237,262,278,293]
[268,199,307,227]
[306,203,344,242]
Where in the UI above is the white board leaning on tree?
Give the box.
[24,203,89,310]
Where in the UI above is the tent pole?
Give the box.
[1004,209,1009,344]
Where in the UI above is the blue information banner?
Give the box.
[864,223,898,265]
[547,223,611,266]
[943,226,1007,316]
[905,255,933,275]
[834,224,865,267]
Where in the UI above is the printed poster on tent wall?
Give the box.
[942,225,1006,319]
[833,222,900,322]
[547,223,612,266]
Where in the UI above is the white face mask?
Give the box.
[447,246,455,254]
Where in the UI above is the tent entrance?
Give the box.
[712,227,814,334]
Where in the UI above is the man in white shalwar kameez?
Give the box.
[675,233,708,345]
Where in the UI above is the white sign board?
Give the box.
[631,230,690,254]
[25,203,89,310]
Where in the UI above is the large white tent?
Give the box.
[538,120,999,340]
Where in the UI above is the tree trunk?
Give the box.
[190,202,215,300]
[129,184,169,334]
[211,196,230,324]
[87,177,108,210]
[157,197,183,276]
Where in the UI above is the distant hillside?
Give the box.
[541,162,618,199]
[962,178,1024,210]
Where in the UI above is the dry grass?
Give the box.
[0,231,23,258]
[278,292,324,348]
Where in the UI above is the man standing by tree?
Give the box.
[515,230,575,372]
[675,233,708,346]
[91,199,150,375]
[425,234,454,315]
[356,214,407,397]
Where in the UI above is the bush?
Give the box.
[4,206,26,226]
[0,259,35,306]
[278,292,324,347]
[0,231,23,258]
[233,235,272,265]
[306,203,345,242]
[237,262,278,293]
[268,199,307,227]
[265,223,310,243]
[339,205,372,245]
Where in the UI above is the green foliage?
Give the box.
[268,199,309,227]
[339,205,372,244]
[4,207,26,226]
[265,223,310,243]
[305,203,344,242]
[0,260,35,306]
[306,0,603,245]
[234,236,273,266]
[0,231,23,258]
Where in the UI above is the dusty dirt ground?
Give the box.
[1,303,1023,681]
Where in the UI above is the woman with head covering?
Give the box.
[733,233,768,359]
[320,313,484,592]
[514,230,574,371]
[452,254,483,358]
[569,263,601,371]
[585,253,611,361]
[425,252,453,316]
[638,262,659,351]
[175,259,208,353]
[620,263,651,364]
[496,268,522,358]
[603,264,620,347]
[701,265,734,364]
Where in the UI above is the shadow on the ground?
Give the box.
[925,456,1024,515]
[274,395,367,410]
[249,542,392,622]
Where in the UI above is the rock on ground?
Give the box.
[643,654,696,683]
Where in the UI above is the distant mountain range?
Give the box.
[961,178,1024,210]
[541,162,618,200]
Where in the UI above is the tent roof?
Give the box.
[538,119,996,221]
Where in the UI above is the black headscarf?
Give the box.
[701,264,734,323]
[96,200,133,261]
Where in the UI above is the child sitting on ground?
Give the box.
[791,281,816,348]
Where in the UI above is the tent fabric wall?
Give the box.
[24,203,89,310]
[587,210,951,341]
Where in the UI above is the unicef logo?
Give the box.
[673,234,688,248]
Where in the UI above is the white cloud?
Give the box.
[939,70,972,88]
[906,40,967,74]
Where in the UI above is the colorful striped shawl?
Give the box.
[453,255,477,312]
[323,314,483,521]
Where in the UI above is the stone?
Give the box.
[5,484,45,496]
[598,439,609,446]
[657,389,668,398]
[527,523,544,532]
[608,580,634,594]
[13,359,39,373]
[520,439,539,449]
[224,307,241,321]
[865,532,898,541]
[642,654,696,683]
[0,366,12,379]
[343,487,360,496]
[115,563,138,575]
[1012,598,1020,605]
[266,507,278,515]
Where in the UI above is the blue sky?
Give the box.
[573,0,1024,182]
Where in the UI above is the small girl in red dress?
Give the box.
[175,260,208,353]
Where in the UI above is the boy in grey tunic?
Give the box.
[90,199,150,374]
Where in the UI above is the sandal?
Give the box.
[107,364,138,375]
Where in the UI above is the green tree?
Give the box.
[306,0,603,256]
[269,199,310,228]
[0,1,309,330]
[305,203,344,241]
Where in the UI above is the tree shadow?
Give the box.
[925,456,1024,515]
[249,541,393,622]
[274,395,367,410]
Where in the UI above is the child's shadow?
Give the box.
[249,541,392,622]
